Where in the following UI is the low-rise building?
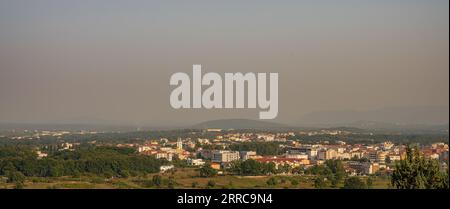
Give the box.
[210,162,221,170]
[256,157,310,169]
[36,150,48,159]
[388,155,401,162]
[346,161,380,175]
[212,150,240,163]
[156,152,173,161]
[284,153,308,160]
[160,165,174,172]
[239,151,257,161]
[317,149,337,160]
[187,158,205,166]
[138,146,152,152]
[377,151,387,163]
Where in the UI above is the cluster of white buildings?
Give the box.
[133,132,449,176]
[138,138,191,162]
[211,132,294,143]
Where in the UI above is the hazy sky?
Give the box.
[0,0,448,126]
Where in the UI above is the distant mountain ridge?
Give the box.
[192,119,288,129]
[304,120,449,134]
[191,119,448,134]
[296,106,449,125]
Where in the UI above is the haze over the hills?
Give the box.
[193,119,288,130]
[1,105,448,134]
[191,118,448,134]
[0,1,448,127]
[295,106,449,126]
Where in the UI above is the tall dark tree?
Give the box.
[391,146,448,189]
[325,160,346,181]
[366,176,374,189]
[199,163,218,177]
[343,177,367,189]
[266,177,277,186]
[152,175,162,187]
[207,180,216,188]
[314,176,326,189]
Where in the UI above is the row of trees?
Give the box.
[0,146,165,181]
[227,159,277,175]
[198,158,347,179]
[199,159,289,177]
[340,176,374,189]
[229,142,283,156]
[307,160,347,188]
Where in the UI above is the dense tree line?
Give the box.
[199,163,218,177]
[343,177,367,189]
[0,146,166,179]
[307,160,346,188]
[227,159,277,176]
[229,142,283,156]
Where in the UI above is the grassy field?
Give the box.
[0,168,392,189]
